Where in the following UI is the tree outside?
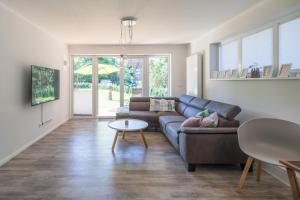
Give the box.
[149,56,169,97]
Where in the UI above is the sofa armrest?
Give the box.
[179,127,238,134]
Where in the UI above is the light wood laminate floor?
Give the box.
[0,119,292,200]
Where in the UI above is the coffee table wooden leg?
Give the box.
[287,168,300,199]
[140,129,148,148]
[112,131,119,152]
[122,131,125,139]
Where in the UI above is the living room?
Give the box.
[0,0,299,199]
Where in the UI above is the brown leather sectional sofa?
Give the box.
[116,95,247,171]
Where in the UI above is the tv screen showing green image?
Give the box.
[31,65,60,106]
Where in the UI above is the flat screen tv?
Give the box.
[31,65,60,106]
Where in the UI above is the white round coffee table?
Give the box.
[108,119,149,152]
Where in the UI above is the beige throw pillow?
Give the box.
[149,98,161,111]
[160,99,176,112]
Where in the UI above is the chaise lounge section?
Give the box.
[117,95,247,171]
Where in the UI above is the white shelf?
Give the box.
[209,77,300,81]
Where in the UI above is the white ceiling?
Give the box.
[0,0,262,44]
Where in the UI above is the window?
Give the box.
[218,40,239,71]
[148,56,169,97]
[279,17,300,70]
[242,28,273,68]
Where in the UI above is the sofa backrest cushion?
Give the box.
[178,95,194,104]
[129,97,178,111]
[218,117,240,127]
[176,103,187,115]
[130,97,149,102]
[183,107,202,118]
[189,98,210,109]
[130,97,178,102]
[205,100,241,120]
[129,102,150,111]
[177,95,195,115]
[177,95,241,121]
[129,95,241,122]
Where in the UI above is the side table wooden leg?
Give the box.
[112,131,119,152]
[256,160,263,182]
[140,129,148,148]
[122,131,125,139]
[287,168,300,200]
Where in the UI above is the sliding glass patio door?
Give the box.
[72,55,169,117]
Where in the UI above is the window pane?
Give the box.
[279,17,300,69]
[73,57,93,115]
[97,56,120,117]
[219,40,238,70]
[123,58,144,106]
[149,56,169,97]
[242,28,273,68]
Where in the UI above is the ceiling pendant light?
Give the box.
[120,16,137,44]
[119,16,137,63]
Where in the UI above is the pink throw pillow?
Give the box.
[181,117,203,127]
[200,112,219,128]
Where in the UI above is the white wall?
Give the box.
[0,3,69,165]
[68,44,188,97]
[189,0,300,184]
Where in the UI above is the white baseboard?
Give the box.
[0,118,69,167]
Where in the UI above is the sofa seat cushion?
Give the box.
[159,115,186,130]
[165,122,182,151]
[128,111,159,123]
[180,127,238,134]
